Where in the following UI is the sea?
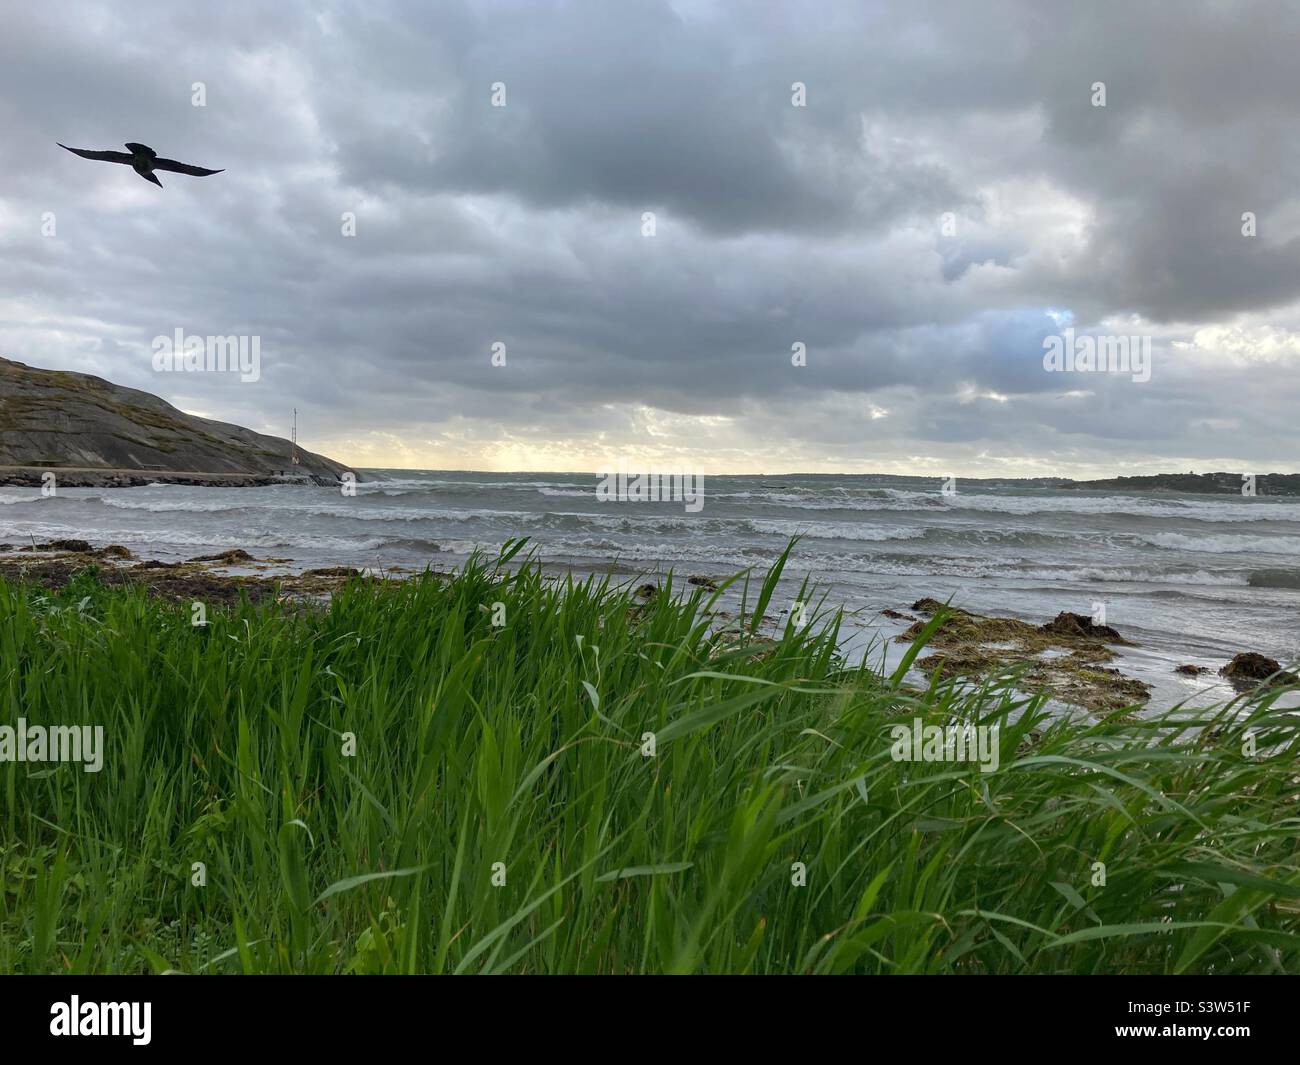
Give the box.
[3,470,1298,711]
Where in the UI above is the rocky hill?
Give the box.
[0,357,350,486]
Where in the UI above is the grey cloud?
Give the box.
[1,0,1299,474]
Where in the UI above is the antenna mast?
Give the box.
[291,408,299,465]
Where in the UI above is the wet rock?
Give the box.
[1038,611,1125,643]
[96,544,134,559]
[0,551,389,609]
[895,599,1147,711]
[635,583,658,599]
[20,538,92,553]
[303,566,360,577]
[1175,664,1208,676]
[880,608,916,621]
[1220,652,1298,686]
[188,549,256,564]
[687,574,719,591]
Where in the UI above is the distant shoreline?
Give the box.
[5,466,1299,495]
[1059,472,1300,496]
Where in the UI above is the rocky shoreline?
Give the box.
[883,597,1296,711]
[1,541,1293,714]
[0,468,341,488]
[0,541,398,604]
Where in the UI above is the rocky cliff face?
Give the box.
[0,357,350,486]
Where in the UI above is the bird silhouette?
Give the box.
[58,142,224,187]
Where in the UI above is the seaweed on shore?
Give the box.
[0,543,384,605]
[895,598,1150,712]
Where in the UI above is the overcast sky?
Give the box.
[2,0,1299,476]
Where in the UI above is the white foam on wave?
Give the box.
[1141,531,1300,554]
[357,477,588,493]
[725,487,1300,523]
[533,540,1254,587]
[100,496,251,514]
[80,497,934,544]
[536,486,594,497]
[1011,566,1247,586]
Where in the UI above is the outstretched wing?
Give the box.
[152,157,224,176]
[58,143,133,164]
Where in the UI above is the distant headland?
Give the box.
[1061,472,1300,496]
[0,357,349,487]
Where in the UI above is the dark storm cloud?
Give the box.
[1,0,1299,473]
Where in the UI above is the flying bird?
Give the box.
[58,142,224,187]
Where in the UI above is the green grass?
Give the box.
[1,542,1298,974]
